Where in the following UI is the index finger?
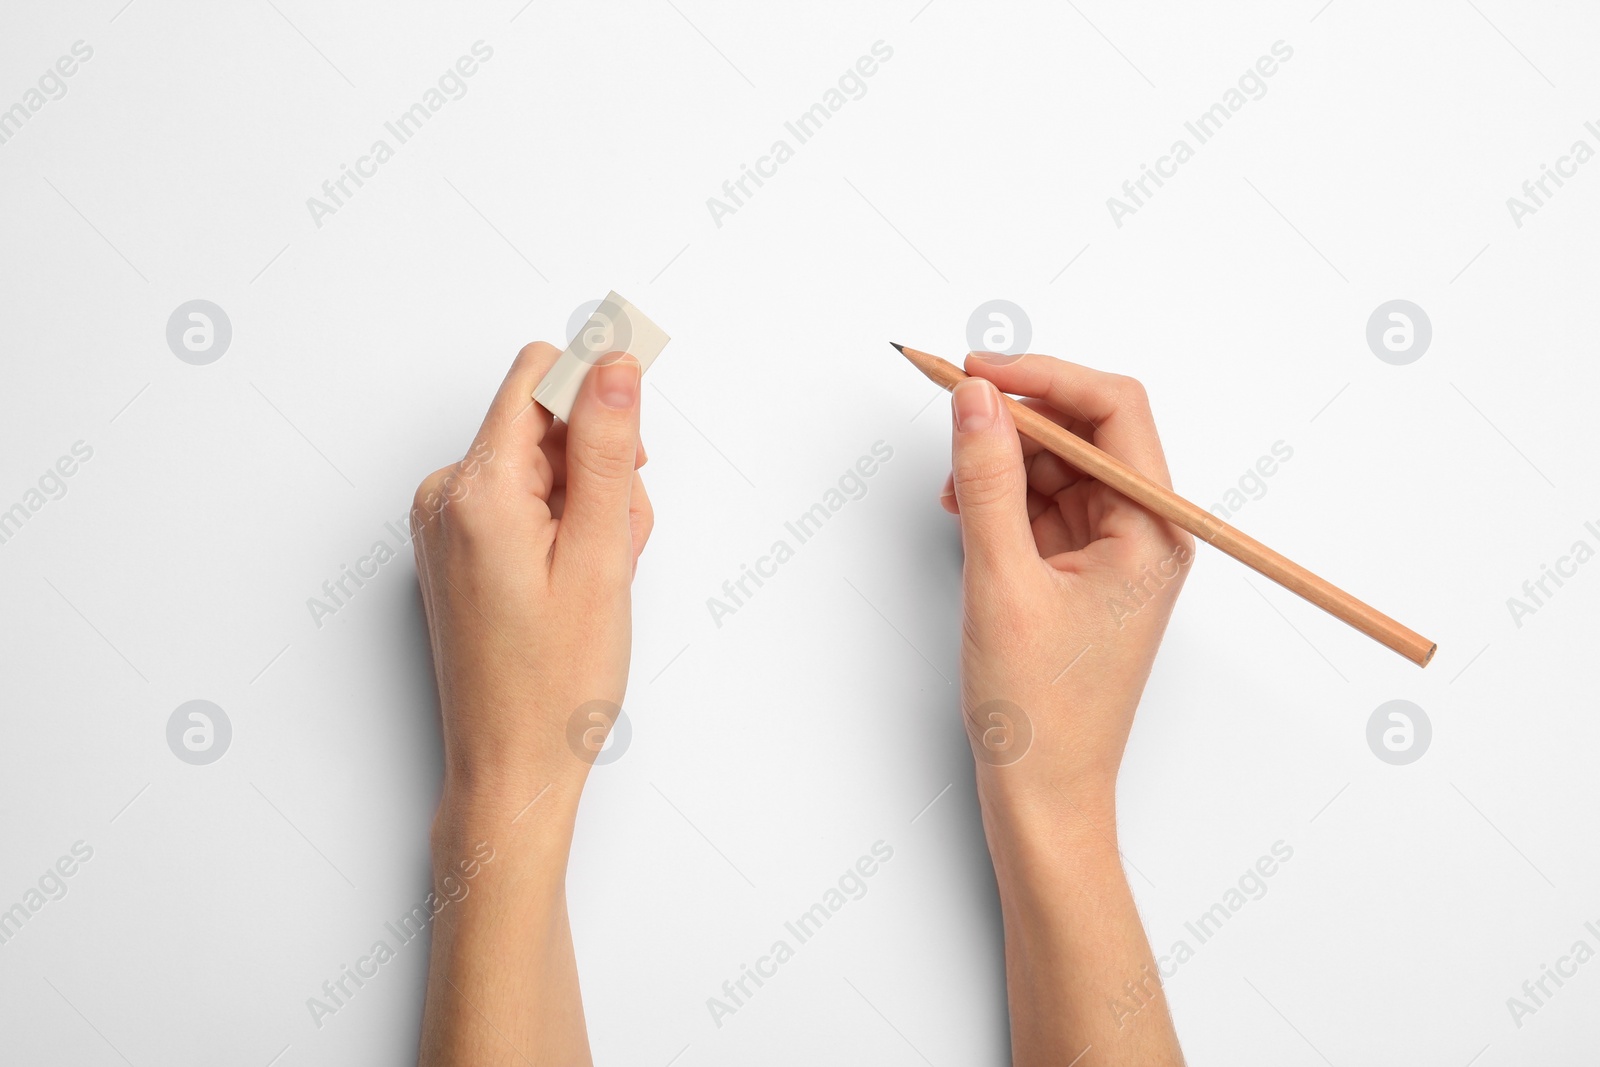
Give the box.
[962,352,1175,490]
[472,340,564,458]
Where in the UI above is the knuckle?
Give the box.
[571,431,636,482]
[518,340,559,363]
[1114,374,1150,409]
[953,454,1016,508]
[634,499,655,545]
[412,462,495,539]
[411,466,453,517]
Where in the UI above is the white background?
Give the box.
[2,1,1597,1064]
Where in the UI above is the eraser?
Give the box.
[533,290,670,422]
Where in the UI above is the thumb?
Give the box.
[553,353,641,578]
[950,377,1036,577]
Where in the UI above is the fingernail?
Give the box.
[968,350,1023,366]
[596,356,640,408]
[952,378,998,432]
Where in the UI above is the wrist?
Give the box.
[987,817,1129,932]
[976,775,1122,886]
[433,774,584,865]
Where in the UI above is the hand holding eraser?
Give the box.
[533,290,670,421]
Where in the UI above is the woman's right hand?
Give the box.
[940,353,1191,1066]
[941,351,1193,834]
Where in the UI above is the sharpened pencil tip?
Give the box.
[888,341,905,353]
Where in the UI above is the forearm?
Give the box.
[417,781,590,1067]
[409,340,648,1064]
[981,787,1183,1067]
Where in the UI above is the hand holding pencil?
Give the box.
[936,350,1189,1065]
[904,344,1435,667]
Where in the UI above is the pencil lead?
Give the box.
[888,342,905,353]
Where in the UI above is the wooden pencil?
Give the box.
[894,343,1436,668]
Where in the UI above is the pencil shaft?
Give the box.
[900,346,1435,667]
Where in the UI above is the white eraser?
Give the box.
[533,290,670,422]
